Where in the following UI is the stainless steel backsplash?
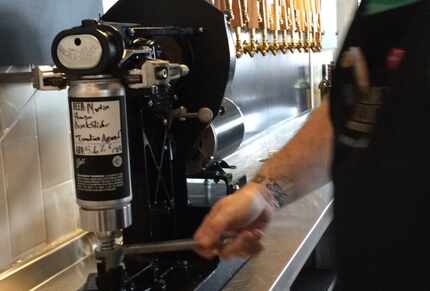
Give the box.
[0,66,78,271]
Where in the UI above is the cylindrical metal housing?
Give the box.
[203,97,245,160]
[68,77,132,233]
[188,98,245,173]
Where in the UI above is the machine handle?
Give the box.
[123,236,235,255]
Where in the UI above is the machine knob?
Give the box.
[174,106,214,123]
[197,107,214,123]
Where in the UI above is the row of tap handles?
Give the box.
[209,0,322,57]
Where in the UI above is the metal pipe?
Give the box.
[124,239,198,255]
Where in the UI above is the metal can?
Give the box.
[68,76,132,233]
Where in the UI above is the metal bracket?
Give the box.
[128,60,189,89]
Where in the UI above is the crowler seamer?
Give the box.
[33,0,320,290]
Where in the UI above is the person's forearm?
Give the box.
[252,99,333,208]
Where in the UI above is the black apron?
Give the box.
[331,1,430,290]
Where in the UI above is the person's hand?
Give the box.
[193,182,274,259]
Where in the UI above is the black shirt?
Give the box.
[331,1,430,290]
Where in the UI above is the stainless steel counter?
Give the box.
[223,184,333,291]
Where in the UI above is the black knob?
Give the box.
[81,19,98,27]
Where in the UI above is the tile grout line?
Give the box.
[0,88,38,144]
[0,145,13,267]
[33,94,50,245]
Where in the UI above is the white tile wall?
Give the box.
[35,90,73,189]
[43,181,78,243]
[0,151,12,268]
[0,79,78,271]
[2,98,46,258]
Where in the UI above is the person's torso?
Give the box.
[330,1,430,289]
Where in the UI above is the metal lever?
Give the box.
[174,106,214,123]
[124,236,234,255]
[124,239,198,255]
[128,60,189,89]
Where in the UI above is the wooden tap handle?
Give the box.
[315,0,321,30]
[215,0,226,11]
[273,0,281,31]
[286,0,296,32]
[247,0,260,29]
[260,0,268,29]
[303,0,311,29]
[280,0,288,30]
[226,0,234,14]
[232,0,244,27]
[310,0,316,21]
[240,0,250,25]
[294,0,305,32]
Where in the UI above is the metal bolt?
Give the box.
[152,85,159,95]
[148,100,154,107]
[198,27,204,33]
[127,28,135,37]
[163,119,168,126]
[157,68,168,80]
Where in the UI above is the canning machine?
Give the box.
[32,0,323,290]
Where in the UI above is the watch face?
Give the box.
[366,0,421,14]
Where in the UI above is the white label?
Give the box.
[71,100,122,156]
[57,35,103,70]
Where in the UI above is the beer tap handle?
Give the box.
[269,0,281,55]
[279,0,289,53]
[240,0,250,25]
[226,0,234,21]
[294,0,305,51]
[215,0,227,12]
[248,0,260,29]
[315,0,322,50]
[258,0,270,55]
[244,0,259,56]
[303,0,312,51]
[287,0,300,51]
[231,0,244,28]
[232,0,245,57]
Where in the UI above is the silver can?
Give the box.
[68,76,132,233]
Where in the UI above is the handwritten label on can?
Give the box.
[71,100,122,156]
